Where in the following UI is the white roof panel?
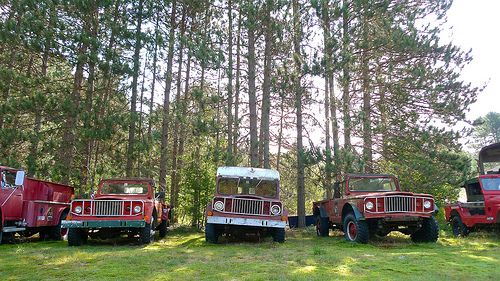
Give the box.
[216,167,280,181]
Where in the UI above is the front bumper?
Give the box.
[207,215,286,228]
[62,220,146,228]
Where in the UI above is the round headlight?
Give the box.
[423,200,432,209]
[214,201,224,211]
[271,205,281,215]
[365,201,374,210]
[74,206,82,214]
[134,206,142,213]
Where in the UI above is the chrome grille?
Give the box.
[233,198,263,215]
[95,200,122,216]
[385,196,413,213]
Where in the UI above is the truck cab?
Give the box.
[445,142,500,236]
[205,167,288,243]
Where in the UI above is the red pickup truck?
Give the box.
[313,173,439,244]
[1,166,74,244]
[62,178,170,246]
[445,142,500,236]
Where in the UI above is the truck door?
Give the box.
[1,170,24,220]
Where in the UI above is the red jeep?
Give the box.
[313,174,439,243]
[445,142,500,236]
[62,178,170,246]
[1,166,74,244]
[205,167,288,243]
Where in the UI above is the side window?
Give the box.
[1,170,17,188]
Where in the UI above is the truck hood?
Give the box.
[347,191,434,199]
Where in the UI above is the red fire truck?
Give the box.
[1,166,74,244]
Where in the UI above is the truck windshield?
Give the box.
[348,177,397,192]
[100,182,150,195]
[481,178,500,191]
[217,178,278,197]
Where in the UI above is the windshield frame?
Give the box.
[480,177,500,191]
[98,181,152,196]
[216,177,279,198]
[347,177,398,192]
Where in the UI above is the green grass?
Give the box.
[1,225,499,281]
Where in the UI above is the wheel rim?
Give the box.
[61,227,68,237]
[347,221,357,240]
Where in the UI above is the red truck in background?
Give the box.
[1,166,74,244]
[445,142,500,236]
[62,178,170,246]
[313,174,439,244]
[205,167,288,243]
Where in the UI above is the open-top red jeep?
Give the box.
[62,178,170,246]
[445,142,500,236]
[313,173,439,243]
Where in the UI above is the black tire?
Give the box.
[344,213,369,244]
[273,228,285,243]
[158,219,168,238]
[49,212,68,241]
[411,217,439,243]
[315,216,329,237]
[451,216,469,237]
[0,229,3,245]
[140,222,154,245]
[68,228,88,246]
[205,223,218,244]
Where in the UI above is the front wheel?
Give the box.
[140,222,155,245]
[344,213,369,244]
[273,228,285,243]
[68,228,88,246]
[205,223,218,244]
[451,216,469,237]
[411,217,439,243]
[158,219,168,238]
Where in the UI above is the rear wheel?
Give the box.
[158,219,168,238]
[315,216,329,237]
[49,212,68,241]
[411,217,439,243]
[68,228,88,246]
[344,213,369,244]
[451,216,469,237]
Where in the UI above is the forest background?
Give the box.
[0,0,497,228]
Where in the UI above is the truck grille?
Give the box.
[212,197,282,216]
[233,198,263,215]
[95,201,122,216]
[385,196,413,212]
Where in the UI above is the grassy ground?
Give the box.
[1,222,499,281]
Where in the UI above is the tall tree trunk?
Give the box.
[341,0,353,172]
[260,2,272,169]
[170,7,187,209]
[159,0,177,198]
[233,10,242,158]
[226,0,234,166]
[293,0,306,228]
[247,0,258,168]
[361,6,372,173]
[126,0,144,176]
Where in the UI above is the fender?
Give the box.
[314,206,328,218]
[342,203,364,222]
[205,202,213,217]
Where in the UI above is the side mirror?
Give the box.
[15,171,25,186]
